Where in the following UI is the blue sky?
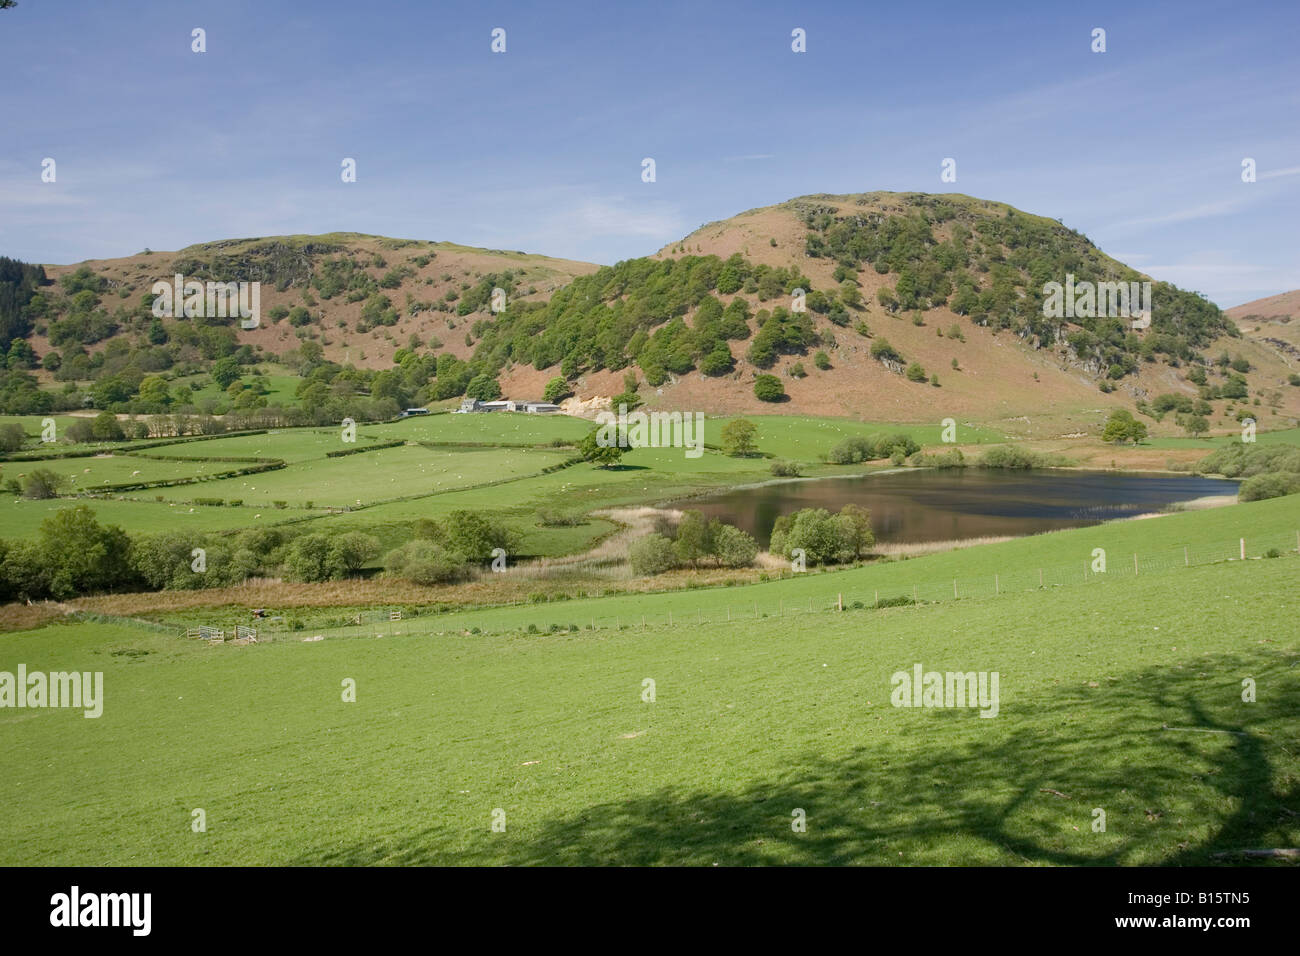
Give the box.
[1,0,1297,306]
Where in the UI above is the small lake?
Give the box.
[685,469,1239,547]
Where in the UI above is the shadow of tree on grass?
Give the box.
[291,652,1299,866]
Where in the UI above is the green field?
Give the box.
[2,497,1296,865]
[364,412,592,445]
[138,444,574,509]
[0,453,214,489]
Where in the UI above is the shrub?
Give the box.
[383,539,468,585]
[284,534,342,582]
[753,374,785,402]
[330,531,381,574]
[828,433,920,464]
[770,460,801,477]
[977,446,1043,469]
[1239,471,1300,502]
[1101,409,1148,444]
[769,505,873,566]
[814,350,831,370]
[905,362,927,382]
[870,339,902,363]
[543,376,571,404]
[536,509,585,527]
[712,524,758,567]
[91,411,124,441]
[441,510,510,562]
[629,533,678,575]
[21,469,64,499]
[0,423,25,452]
[673,510,714,566]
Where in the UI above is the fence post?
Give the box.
[1039,568,1043,588]
[1184,546,1189,566]
[995,574,1000,595]
[668,611,673,626]
[1240,538,1246,560]
[1134,553,1139,576]
[838,592,843,612]
[953,579,958,598]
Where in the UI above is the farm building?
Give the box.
[455,398,561,414]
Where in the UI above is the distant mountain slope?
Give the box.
[489,192,1297,433]
[5,194,1297,435]
[35,233,598,372]
[1228,289,1300,367]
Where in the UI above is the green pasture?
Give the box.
[137,445,574,509]
[362,412,591,445]
[1,531,1294,865]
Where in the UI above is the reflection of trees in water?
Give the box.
[693,473,1231,548]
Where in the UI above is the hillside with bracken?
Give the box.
[2,193,1296,437]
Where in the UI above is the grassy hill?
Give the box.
[633,192,1299,433]
[4,191,1296,440]
[1229,289,1300,379]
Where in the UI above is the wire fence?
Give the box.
[214,527,1300,644]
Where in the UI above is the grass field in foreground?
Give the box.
[0,548,1295,866]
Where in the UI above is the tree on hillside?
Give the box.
[721,418,758,457]
[543,376,571,404]
[1178,413,1210,438]
[753,374,784,402]
[1101,409,1148,444]
[464,373,501,401]
[211,355,242,389]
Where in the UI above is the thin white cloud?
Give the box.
[1105,197,1250,231]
